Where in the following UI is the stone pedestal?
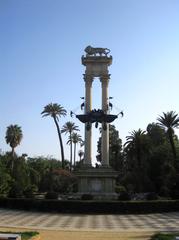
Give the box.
[75,166,118,200]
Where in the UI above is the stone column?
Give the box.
[100,74,110,166]
[84,74,93,166]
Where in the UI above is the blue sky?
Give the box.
[0,0,179,164]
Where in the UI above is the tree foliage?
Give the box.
[1,110,179,199]
[61,121,79,170]
[157,111,179,163]
[97,125,123,170]
[41,103,67,168]
[5,124,23,170]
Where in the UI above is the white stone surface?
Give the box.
[0,209,179,231]
[0,233,21,240]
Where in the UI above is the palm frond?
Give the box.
[5,124,23,148]
[41,103,67,119]
[61,121,79,134]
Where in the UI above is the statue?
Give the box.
[85,45,110,57]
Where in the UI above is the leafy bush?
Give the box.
[170,188,179,199]
[81,194,93,200]
[45,191,58,199]
[159,186,171,198]
[8,182,24,198]
[146,192,158,200]
[40,169,77,194]
[23,184,37,198]
[0,198,179,213]
[0,160,12,196]
[118,192,131,201]
[116,185,131,201]
[115,185,126,193]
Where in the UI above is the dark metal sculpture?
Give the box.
[76,109,118,131]
[84,45,110,57]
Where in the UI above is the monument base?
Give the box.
[75,165,118,200]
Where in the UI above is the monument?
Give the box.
[75,46,118,199]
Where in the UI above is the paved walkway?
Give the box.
[0,208,179,232]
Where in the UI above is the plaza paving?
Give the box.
[0,208,179,232]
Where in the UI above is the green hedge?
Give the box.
[0,198,179,214]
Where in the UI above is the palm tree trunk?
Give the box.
[168,131,177,166]
[11,147,15,171]
[70,132,72,171]
[74,143,76,167]
[137,147,141,167]
[53,117,65,169]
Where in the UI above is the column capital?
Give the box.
[100,74,110,80]
[83,74,94,83]
[100,74,110,84]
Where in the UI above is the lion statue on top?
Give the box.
[85,45,110,56]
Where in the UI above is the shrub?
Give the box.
[118,192,131,201]
[45,192,58,199]
[171,189,179,200]
[40,169,77,194]
[0,162,12,196]
[81,194,93,200]
[146,192,158,200]
[0,198,179,214]
[23,184,37,198]
[159,186,171,198]
[8,182,23,198]
[116,185,131,201]
[115,185,126,193]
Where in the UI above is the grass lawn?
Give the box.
[151,233,179,240]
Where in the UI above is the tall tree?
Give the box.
[124,129,149,168]
[5,124,23,170]
[97,125,123,170]
[0,158,12,195]
[41,103,67,169]
[109,125,123,170]
[67,132,82,168]
[157,111,179,162]
[147,123,166,146]
[123,129,152,192]
[61,121,79,171]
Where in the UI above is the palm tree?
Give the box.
[146,122,166,146]
[5,124,23,170]
[68,133,83,168]
[157,111,179,161]
[124,129,152,192]
[124,129,147,168]
[61,121,79,171]
[72,133,83,167]
[41,103,67,169]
